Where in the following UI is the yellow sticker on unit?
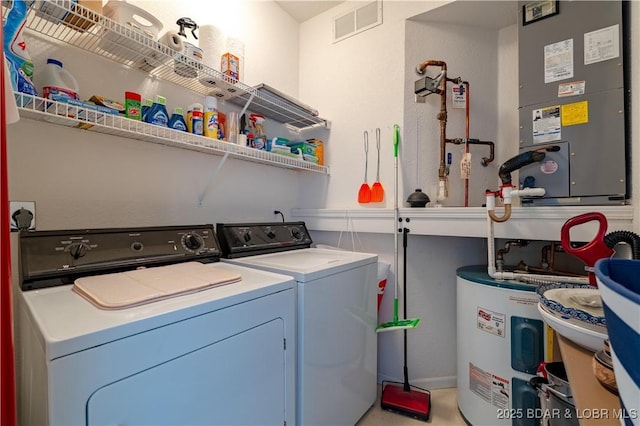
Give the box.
[561,101,589,126]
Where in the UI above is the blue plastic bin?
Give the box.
[594,258,640,426]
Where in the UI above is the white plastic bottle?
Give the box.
[40,58,79,100]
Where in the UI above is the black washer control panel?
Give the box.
[216,222,312,258]
[19,225,221,290]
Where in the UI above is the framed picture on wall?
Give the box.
[522,0,559,26]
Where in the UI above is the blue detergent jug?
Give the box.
[145,95,169,127]
[168,108,188,132]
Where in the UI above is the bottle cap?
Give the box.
[204,95,218,110]
[47,58,63,67]
[125,91,141,101]
[155,95,166,105]
[174,107,184,114]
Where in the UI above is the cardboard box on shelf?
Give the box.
[36,1,102,33]
[64,0,103,32]
[221,53,240,81]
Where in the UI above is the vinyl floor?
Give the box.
[356,386,466,426]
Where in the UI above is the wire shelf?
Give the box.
[8,0,328,130]
[14,92,329,174]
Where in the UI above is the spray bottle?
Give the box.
[175,17,203,78]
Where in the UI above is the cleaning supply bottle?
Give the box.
[308,138,324,166]
[40,59,80,100]
[141,98,153,121]
[191,108,203,136]
[168,107,188,131]
[174,17,203,78]
[125,91,142,120]
[3,0,38,99]
[145,95,169,126]
[203,96,219,139]
[186,103,203,135]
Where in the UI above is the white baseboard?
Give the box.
[377,373,457,390]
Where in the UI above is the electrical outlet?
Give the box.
[9,201,36,231]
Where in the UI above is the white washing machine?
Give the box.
[16,225,296,426]
[217,222,378,426]
[457,265,551,426]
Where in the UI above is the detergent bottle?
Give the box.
[40,59,80,100]
[146,95,169,127]
[3,0,38,99]
[168,107,188,132]
[141,98,153,122]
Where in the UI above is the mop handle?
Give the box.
[393,124,400,322]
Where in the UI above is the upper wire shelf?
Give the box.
[8,0,328,130]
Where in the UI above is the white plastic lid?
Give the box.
[204,96,218,110]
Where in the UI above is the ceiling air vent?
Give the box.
[333,1,382,43]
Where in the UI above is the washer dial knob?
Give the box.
[182,232,205,253]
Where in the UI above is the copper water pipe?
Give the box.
[418,61,495,203]
[445,138,495,166]
[416,61,448,185]
[416,60,447,76]
[488,204,511,222]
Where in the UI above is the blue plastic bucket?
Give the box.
[595,258,640,426]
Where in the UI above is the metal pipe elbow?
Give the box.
[416,60,447,75]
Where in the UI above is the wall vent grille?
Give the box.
[333,1,382,43]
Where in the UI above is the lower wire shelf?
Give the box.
[13,92,329,174]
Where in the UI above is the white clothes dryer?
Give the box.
[217,222,378,426]
[16,225,296,426]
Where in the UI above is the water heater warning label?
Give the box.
[469,363,510,409]
[477,307,505,338]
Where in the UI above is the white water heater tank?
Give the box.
[457,266,552,426]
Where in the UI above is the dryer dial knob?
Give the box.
[67,242,91,259]
[290,227,302,241]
